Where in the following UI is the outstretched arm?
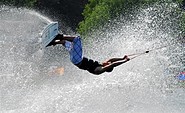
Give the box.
[102,55,129,66]
[103,59,129,70]
[94,58,129,75]
[104,58,124,63]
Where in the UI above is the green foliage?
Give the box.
[26,0,37,7]
[78,0,112,34]
[78,0,185,35]
[0,0,37,7]
[78,0,156,35]
[181,12,185,34]
[175,0,183,4]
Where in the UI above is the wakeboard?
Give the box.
[41,22,59,48]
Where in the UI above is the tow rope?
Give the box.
[127,44,169,60]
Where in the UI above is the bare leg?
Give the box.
[56,34,76,42]
[62,35,76,42]
[54,40,65,46]
[49,34,76,46]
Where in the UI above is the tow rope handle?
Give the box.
[127,50,149,60]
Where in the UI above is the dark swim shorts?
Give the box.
[75,57,114,74]
[75,57,102,74]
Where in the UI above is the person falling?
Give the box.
[47,34,130,75]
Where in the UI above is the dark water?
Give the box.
[0,4,185,113]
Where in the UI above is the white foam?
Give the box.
[0,4,184,113]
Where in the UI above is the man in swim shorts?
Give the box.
[47,34,130,75]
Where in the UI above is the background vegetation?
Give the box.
[181,11,185,34]
[77,0,185,35]
[0,0,37,7]
[0,0,88,30]
[0,0,184,35]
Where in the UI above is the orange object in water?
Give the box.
[54,67,65,75]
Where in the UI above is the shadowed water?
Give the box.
[0,4,185,113]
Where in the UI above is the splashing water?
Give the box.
[0,4,185,113]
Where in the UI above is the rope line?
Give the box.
[127,44,170,60]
